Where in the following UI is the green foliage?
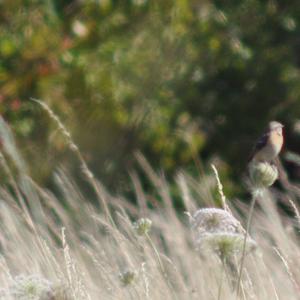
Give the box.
[1,0,300,194]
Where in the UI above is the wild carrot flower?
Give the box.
[198,232,256,259]
[249,161,278,188]
[6,274,54,300]
[119,270,137,287]
[191,208,256,259]
[191,208,243,236]
[133,218,152,236]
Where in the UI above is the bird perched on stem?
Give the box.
[248,121,284,163]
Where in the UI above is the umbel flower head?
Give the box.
[133,218,152,236]
[197,232,256,259]
[119,270,137,287]
[191,208,244,236]
[6,274,54,300]
[191,208,256,259]
[249,161,278,188]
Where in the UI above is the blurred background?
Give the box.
[1,0,300,200]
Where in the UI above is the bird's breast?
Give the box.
[269,132,283,155]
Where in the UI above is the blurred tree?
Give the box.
[1,0,300,197]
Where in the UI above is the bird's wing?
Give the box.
[248,132,269,161]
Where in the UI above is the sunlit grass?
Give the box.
[0,109,300,299]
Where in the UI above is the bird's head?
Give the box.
[269,121,284,135]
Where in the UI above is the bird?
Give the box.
[248,121,284,163]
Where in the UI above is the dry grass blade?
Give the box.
[0,114,299,299]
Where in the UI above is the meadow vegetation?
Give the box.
[2,1,300,298]
[0,107,300,299]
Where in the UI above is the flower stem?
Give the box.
[218,259,226,300]
[236,194,257,299]
[145,233,179,300]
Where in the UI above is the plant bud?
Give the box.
[249,162,278,188]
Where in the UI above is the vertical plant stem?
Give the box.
[145,233,179,300]
[236,195,257,299]
[217,259,226,300]
[145,233,165,274]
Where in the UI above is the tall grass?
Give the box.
[0,110,300,299]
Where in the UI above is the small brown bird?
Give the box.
[249,121,284,163]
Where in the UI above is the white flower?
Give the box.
[7,275,53,300]
[191,208,256,259]
[191,208,244,235]
[133,218,152,236]
[195,232,256,258]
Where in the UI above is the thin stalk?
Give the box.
[30,98,113,224]
[145,233,164,273]
[236,194,257,299]
[145,233,179,300]
[217,259,225,300]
